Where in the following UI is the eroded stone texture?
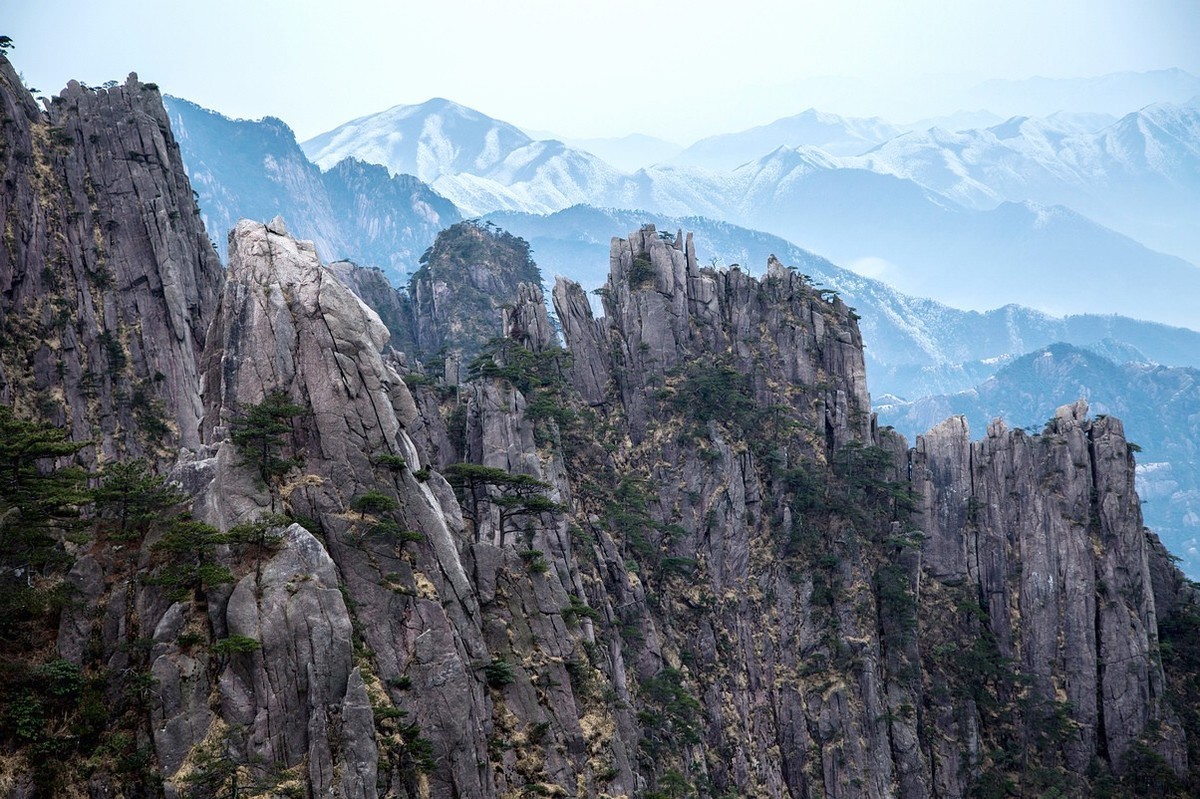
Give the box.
[0,59,223,461]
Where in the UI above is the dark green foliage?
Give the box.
[638,667,702,760]
[830,441,915,521]
[0,659,84,786]
[407,221,542,361]
[483,657,517,688]
[146,517,232,602]
[444,462,562,542]
[1158,598,1200,791]
[350,489,400,517]
[230,390,305,484]
[225,514,286,559]
[373,453,407,471]
[387,675,413,690]
[665,355,793,459]
[875,562,917,646]
[93,459,185,541]
[211,635,262,656]
[660,556,697,579]
[469,337,582,448]
[468,338,571,396]
[562,594,602,626]
[1118,741,1189,797]
[0,407,87,641]
[629,256,655,288]
[519,548,550,574]
[607,476,658,562]
[96,329,125,371]
[375,703,436,781]
[173,724,241,799]
[668,356,757,429]
[646,769,693,799]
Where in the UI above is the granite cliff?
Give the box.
[1,56,1198,798]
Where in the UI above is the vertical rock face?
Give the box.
[911,403,1187,794]
[0,59,223,460]
[192,219,498,797]
[559,227,871,446]
[326,259,419,358]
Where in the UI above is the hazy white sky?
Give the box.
[7,0,1200,143]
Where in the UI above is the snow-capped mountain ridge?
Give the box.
[300,95,1200,329]
[302,97,534,183]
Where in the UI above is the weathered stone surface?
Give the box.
[552,276,611,405]
[195,219,499,797]
[0,59,223,462]
[556,225,871,446]
[912,400,1189,788]
[217,523,372,796]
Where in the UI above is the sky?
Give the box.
[7,0,1200,144]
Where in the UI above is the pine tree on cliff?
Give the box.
[230,390,306,485]
[0,407,87,641]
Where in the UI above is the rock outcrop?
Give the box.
[407,220,543,367]
[0,59,223,461]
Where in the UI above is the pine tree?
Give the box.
[93,459,186,542]
[0,407,87,640]
[146,517,232,603]
[229,390,305,484]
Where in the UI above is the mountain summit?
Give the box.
[302,97,533,182]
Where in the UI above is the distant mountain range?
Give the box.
[854,99,1200,263]
[957,68,1200,118]
[169,94,1200,577]
[665,108,905,168]
[877,343,1200,579]
[164,95,1200,396]
[298,95,1200,330]
[165,97,459,269]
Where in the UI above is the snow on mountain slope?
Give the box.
[855,100,1200,261]
[167,96,458,279]
[302,98,533,182]
[301,97,1200,328]
[431,140,641,216]
[555,133,684,171]
[668,108,904,169]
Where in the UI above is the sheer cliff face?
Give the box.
[560,226,871,448]
[541,227,1189,797]
[912,407,1186,793]
[0,60,223,460]
[91,218,1200,796]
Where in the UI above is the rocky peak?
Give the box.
[911,399,1187,783]
[0,57,223,462]
[554,224,872,447]
[407,220,542,364]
